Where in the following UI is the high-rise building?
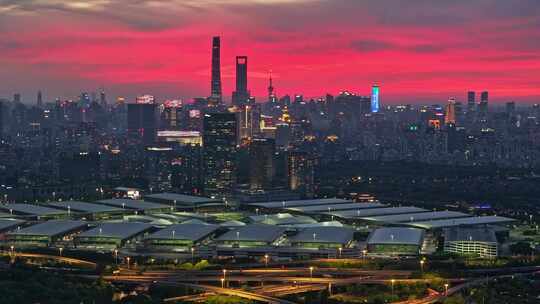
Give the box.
[506,101,516,117]
[161,99,183,129]
[371,84,380,113]
[232,56,250,106]
[210,36,222,105]
[249,138,275,190]
[100,90,107,108]
[478,91,489,121]
[203,112,237,195]
[37,91,43,108]
[288,151,315,198]
[445,98,456,125]
[480,91,489,103]
[239,105,254,140]
[127,96,158,145]
[467,91,475,112]
[0,101,4,135]
[13,93,21,103]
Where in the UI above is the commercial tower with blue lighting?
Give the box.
[371,84,380,113]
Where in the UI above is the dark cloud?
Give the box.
[407,44,446,54]
[350,40,396,53]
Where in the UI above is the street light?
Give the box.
[113,249,118,265]
[362,249,367,259]
[10,245,14,257]
[338,247,342,258]
[191,247,195,264]
[309,266,314,280]
[420,259,425,273]
[221,270,228,287]
[391,279,395,296]
[221,277,225,288]
[444,283,449,296]
[126,256,131,269]
[59,247,63,257]
[264,254,269,267]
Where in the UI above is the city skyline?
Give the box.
[0,0,539,104]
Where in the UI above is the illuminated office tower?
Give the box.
[203,112,237,195]
[249,138,275,190]
[232,56,250,106]
[161,99,183,129]
[210,36,222,105]
[288,151,315,198]
[127,95,158,145]
[445,98,456,125]
[371,84,380,113]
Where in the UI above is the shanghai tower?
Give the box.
[210,36,222,104]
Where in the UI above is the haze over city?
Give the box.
[1,0,539,103]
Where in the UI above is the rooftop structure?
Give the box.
[75,222,153,249]
[287,202,385,213]
[366,227,424,256]
[362,211,471,224]
[48,201,127,220]
[288,227,355,249]
[143,224,219,251]
[248,213,317,226]
[248,198,352,209]
[215,224,286,247]
[0,204,69,219]
[328,206,428,219]
[95,199,171,213]
[144,193,223,209]
[6,220,87,247]
[0,218,25,232]
[405,216,517,230]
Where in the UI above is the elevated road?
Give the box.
[0,252,97,269]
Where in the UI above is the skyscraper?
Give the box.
[37,91,43,108]
[478,91,489,121]
[288,151,315,198]
[210,36,222,104]
[445,98,456,125]
[467,91,475,112]
[232,56,250,106]
[371,84,380,113]
[100,90,107,108]
[13,93,21,103]
[249,138,275,190]
[127,95,158,145]
[480,91,489,103]
[203,112,237,195]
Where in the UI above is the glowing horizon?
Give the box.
[0,0,539,104]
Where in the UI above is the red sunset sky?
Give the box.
[0,0,539,104]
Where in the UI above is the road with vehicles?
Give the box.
[0,251,97,269]
[6,250,540,304]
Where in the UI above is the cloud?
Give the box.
[350,40,396,53]
[0,0,539,103]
